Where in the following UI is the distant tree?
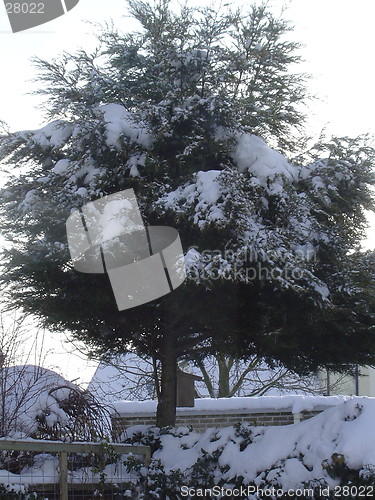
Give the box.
[88,352,158,403]
[89,352,349,402]
[1,0,375,427]
[193,355,322,398]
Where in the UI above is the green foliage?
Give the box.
[0,485,43,499]
[122,427,161,454]
[140,459,185,499]
[234,422,255,450]
[319,455,375,499]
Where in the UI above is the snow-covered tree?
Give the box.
[1,0,375,426]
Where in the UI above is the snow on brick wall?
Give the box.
[111,396,360,435]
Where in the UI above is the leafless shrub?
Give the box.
[0,313,111,442]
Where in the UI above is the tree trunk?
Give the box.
[156,328,177,428]
[218,354,230,398]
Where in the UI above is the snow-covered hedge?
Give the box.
[120,399,375,499]
[1,398,375,499]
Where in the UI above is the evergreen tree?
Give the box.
[1,1,375,426]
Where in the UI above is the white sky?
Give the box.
[0,0,375,382]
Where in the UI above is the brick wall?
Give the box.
[112,407,327,437]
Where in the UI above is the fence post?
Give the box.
[59,451,68,500]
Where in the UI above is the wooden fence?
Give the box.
[0,439,151,499]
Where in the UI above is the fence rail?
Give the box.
[0,438,151,500]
